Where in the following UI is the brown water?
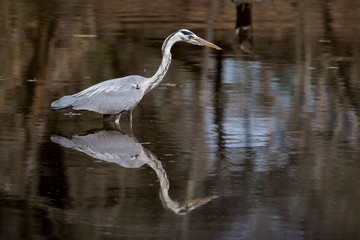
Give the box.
[1,0,360,239]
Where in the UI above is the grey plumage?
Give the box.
[51,29,221,123]
[52,76,146,114]
[51,130,147,168]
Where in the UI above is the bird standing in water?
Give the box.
[51,29,222,124]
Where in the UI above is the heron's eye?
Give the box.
[188,35,194,40]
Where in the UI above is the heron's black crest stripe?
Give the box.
[180,30,192,35]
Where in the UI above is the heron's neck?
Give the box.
[144,52,172,93]
[145,153,180,212]
[144,34,176,93]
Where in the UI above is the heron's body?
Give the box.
[51,29,221,123]
[52,75,146,114]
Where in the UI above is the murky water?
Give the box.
[1,0,360,239]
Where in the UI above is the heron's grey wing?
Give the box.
[71,76,146,114]
[51,131,147,168]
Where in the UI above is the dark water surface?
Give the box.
[1,0,360,239]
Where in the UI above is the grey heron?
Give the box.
[51,29,222,123]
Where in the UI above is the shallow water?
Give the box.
[1,0,360,239]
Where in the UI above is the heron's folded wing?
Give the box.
[71,76,145,114]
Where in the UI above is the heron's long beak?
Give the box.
[194,36,222,50]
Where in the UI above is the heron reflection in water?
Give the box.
[51,29,222,123]
[51,128,218,215]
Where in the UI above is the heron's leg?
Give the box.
[129,109,133,122]
[115,113,121,124]
[103,114,112,121]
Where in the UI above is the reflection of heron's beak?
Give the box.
[187,195,219,210]
[175,195,219,215]
[194,37,222,50]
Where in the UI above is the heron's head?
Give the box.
[177,29,222,50]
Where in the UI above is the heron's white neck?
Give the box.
[144,32,178,93]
